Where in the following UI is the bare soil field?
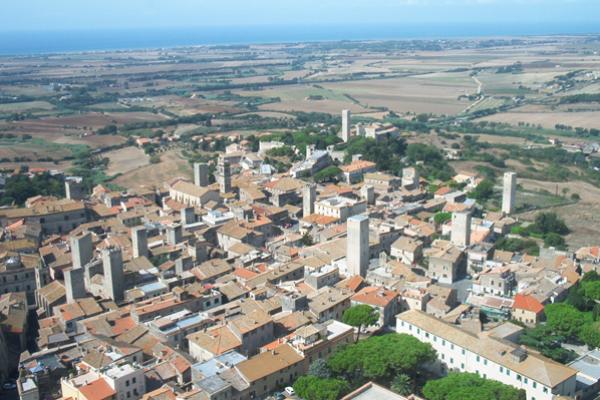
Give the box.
[236,84,366,114]
[465,133,532,146]
[11,111,167,131]
[0,101,55,113]
[105,146,150,176]
[127,96,240,116]
[113,149,191,189]
[477,107,600,129]
[517,179,600,248]
[236,111,297,119]
[321,73,476,115]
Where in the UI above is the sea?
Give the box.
[0,22,598,56]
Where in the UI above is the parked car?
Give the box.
[284,386,295,396]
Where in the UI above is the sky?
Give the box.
[1,0,600,32]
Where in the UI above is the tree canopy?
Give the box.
[423,372,526,400]
[545,303,586,338]
[328,333,436,382]
[293,376,349,400]
[342,304,379,341]
[0,172,65,206]
[344,136,406,175]
[531,212,569,236]
[468,179,495,203]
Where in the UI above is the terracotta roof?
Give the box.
[336,275,365,292]
[233,267,259,280]
[513,293,544,314]
[79,378,116,400]
[352,286,398,308]
[264,177,304,192]
[142,386,177,400]
[340,160,376,173]
[302,214,339,225]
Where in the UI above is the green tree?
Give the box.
[495,237,539,256]
[579,322,600,349]
[545,303,585,338]
[313,166,342,183]
[532,212,569,235]
[342,304,380,342]
[544,232,566,249]
[300,233,314,246]
[328,333,436,382]
[391,373,413,396]
[423,372,525,400]
[434,212,452,226]
[293,376,349,400]
[581,281,600,302]
[308,359,332,379]
[518,325,577,363]
[468,179,495,203]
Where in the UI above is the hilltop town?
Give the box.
[0,106,598,400]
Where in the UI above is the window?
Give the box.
[484,359,487,365]
[450,358,454,364]
[476,356,480,362]
[533,382,537,389]
[461,349,465,355]
[524,378,528,384]
[132,378,136,384]
[451,344,454,350]
[517,375,522,381]
[126,380,130,387]
[442,340,446,346]
[506,369,510,376]
[543,387,548,394]
[461,363,464,369]
[500,366,504,373]
[425,333,430,338]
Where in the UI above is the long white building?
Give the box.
[396,310,577,400]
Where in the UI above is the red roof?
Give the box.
[79,378,116,400]
[352,286,398,307]
[234,268,259,280]
[513,293,544,314]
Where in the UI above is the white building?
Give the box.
[347,215,369,278]
[502,172,517,215]
[396,310,577,400]
[341,110,351,142]
[314,196,367,222]
[103,364,146,400]
[451,211,471,248]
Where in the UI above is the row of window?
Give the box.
[2,272,31,282]
[401,320,548,394]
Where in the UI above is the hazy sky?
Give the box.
[1,0,599,31]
